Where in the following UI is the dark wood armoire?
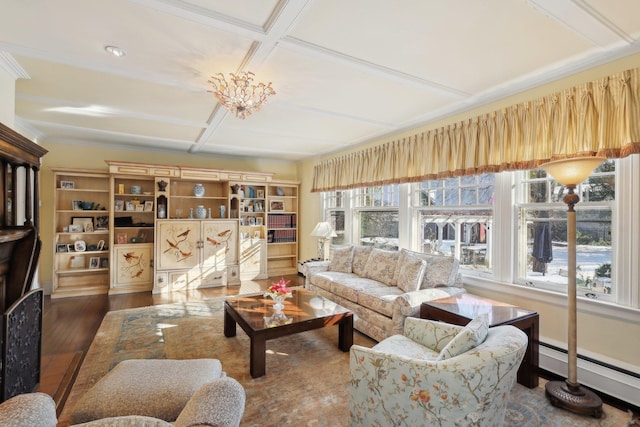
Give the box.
[0,122,48,401]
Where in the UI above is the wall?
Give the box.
[38,141,299,293]
[0,66,15,127]
[297,52,640,392]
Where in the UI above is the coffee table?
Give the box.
[224,289,353,378]
[420,293,539,388]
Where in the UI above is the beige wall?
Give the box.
[296,52,640,369]
[38,142,299,291]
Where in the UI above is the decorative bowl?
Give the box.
[81,201,94,210]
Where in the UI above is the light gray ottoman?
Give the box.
[71,359,223,424]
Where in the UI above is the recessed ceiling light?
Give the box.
[105,45,126,58]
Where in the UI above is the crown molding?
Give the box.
[0,51,30,80]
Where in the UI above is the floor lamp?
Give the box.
[541,156,605,418]
[310,222,337,260]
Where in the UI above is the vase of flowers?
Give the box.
[264,278,292,310]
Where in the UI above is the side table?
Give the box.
[420,293,539,388]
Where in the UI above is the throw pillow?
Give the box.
[421,254,459,289]
[396,257,427,293]
[436,314,490,361]
[351,245,373,276]
[363,248,399,285]
[328,245,354,273]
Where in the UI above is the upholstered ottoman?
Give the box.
[70,359,225,424]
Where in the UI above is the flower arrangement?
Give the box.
[264,278,293,299]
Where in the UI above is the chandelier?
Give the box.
[208,71,275,119]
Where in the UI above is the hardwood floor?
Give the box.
[38,274,304,410]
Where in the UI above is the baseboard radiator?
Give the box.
[540,342,640,408]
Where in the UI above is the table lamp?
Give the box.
[310,222,337,260]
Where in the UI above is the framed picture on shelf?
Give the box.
[114,200,124,211]
[253,231,260,239]
[254,201,263,212]
[257,189,264,198]
[69,255,85,269]
[249,216,256,226]
[97,240,105,251]
[100,257,109,268]
[60,181,74,189]
[126,201,135,211]
[72,200,83,210]
[117,233,128,244]
[83,222,94,233]
[136,229,147,243]
[72,217,93,231]
[67,244,75,252]
[68,224,83,232]
[89,257,100,269]
[144,201,154,211]
[136,204,144,212]
[256,217,263,226]
[95,216,109,230]
[56,243,67,253]
[270,200,284,212]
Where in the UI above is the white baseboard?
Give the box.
[540,344,640,408]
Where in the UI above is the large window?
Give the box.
[515,160,615,299]
[414,175,494,272]
[319,156,639,309]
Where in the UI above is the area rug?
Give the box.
[58,299,632,427]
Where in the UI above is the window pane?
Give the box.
[327,210,346,245]
[358,211,398,250]
[522,208,612,294]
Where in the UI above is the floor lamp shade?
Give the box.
[541,156,605,418]
[310,222,337,260]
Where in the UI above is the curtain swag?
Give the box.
[312,67,640,192]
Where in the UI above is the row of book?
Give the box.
[267,214,297,229]
[267,229,297,243]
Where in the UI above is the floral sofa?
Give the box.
[305,245,465,342]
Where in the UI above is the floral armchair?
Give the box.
[349,316,528,427]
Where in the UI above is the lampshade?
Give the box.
[541,157,606,186]
[310,222,337,238]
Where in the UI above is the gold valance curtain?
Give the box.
[312,67,640,192]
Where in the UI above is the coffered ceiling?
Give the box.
[1,0,639,161]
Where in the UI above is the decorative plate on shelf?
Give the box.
[74,240,86,252]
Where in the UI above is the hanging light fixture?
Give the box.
[208,71,275,119]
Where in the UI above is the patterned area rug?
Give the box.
[58,299,632,427]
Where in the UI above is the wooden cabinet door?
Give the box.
[114,244,153,285]
[201,220,238,268]
[157,220,200,269]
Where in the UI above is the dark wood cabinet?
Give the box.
[0,122,48,401]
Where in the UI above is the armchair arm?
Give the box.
[174,377,246,427]
[392,287,465,318]
[0,392,57,427]
[403,317,463,352]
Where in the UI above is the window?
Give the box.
[353,185,399,250]
[324,190,347,245]
[515,160,615,299]
[414,175,494,273]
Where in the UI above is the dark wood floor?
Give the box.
[38,274,304,410]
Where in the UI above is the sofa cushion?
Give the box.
[357,285,404,317]
[351,245,373,276]
[174,377,246,427]
[396,256,427,293]
[309,271,356,292]
[436,314,490,360]
[72,416,174,426]
[328,245,354,273]
[399,249,460,289]
[331,276,383,303]
[372,334,439,361]
[363,248,399,285]
[71,359,223,424]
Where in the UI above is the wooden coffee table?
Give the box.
[224,289,353,378]
[420,293,539,388]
